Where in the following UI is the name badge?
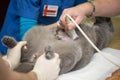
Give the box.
[43,5,58,17]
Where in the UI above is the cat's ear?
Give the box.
[2,36,17,48]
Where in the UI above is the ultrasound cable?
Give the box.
[66,14,120,67]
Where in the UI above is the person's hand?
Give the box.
[3,41,27,70]
[59,2,93,31]
[32,53,61,80]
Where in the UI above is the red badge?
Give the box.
[43,5,58,17]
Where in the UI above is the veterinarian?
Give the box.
[0,41,60,80]
[0,0,87,55]
[59,0,120,31]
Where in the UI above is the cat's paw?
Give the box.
[2,36,17,48]
[44,46,54,59]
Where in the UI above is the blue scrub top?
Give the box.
[0,0,87,54]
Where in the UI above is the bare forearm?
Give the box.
[94,0,120,17]
[9,72,37,80]
[0,56,37,80]
[0,56,11,80]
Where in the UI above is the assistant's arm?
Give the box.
[59,0,120,30]
[1,40,60,80]
[93,0,120,17]
[0,56,37,80]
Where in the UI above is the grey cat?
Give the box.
[2,17,114,74]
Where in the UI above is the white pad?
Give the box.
[57,48,120,80]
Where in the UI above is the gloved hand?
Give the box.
[32,53,61,80]
[3,41,27,70]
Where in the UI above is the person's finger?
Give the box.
[49,53,60,65]
[67,16,85,30]
[75,16,85,25]
[67,22,76,30]
[16,41,27,48]
[37,53,45,61]
[65,15,77,30]
[59,9,72,31]
[59,20,69,31]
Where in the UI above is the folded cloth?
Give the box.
[57,48,120,80]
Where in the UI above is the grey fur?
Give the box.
[2,17,114,74]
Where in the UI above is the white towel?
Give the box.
[57,48,120,80]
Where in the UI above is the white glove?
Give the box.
[32,53,61,80]
[3,41,27,70]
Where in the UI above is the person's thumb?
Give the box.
[16,41,27,48]
[67,16,84,30]
[75,16,85,25]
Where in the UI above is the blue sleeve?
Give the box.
[75,0,87,5]
[20,17,37,38]
[17,0,41,20]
